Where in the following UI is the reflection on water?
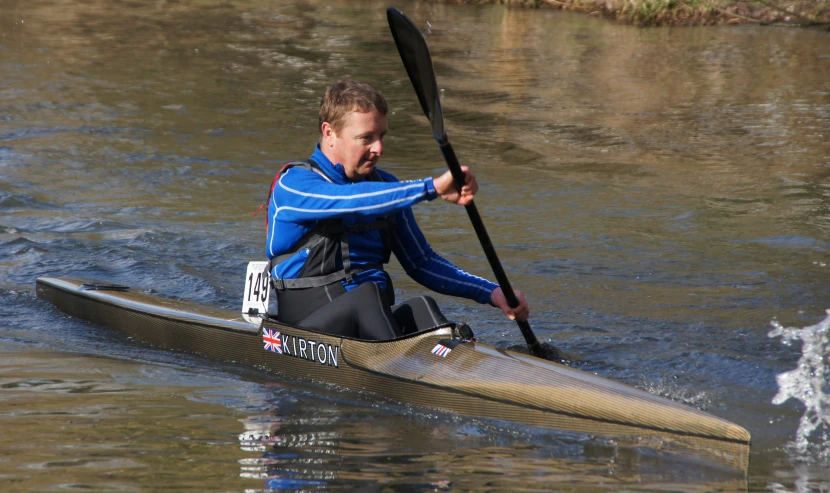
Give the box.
[230,399,749,492]
[2,0,830,490]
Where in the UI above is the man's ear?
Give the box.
[321,122,336,146]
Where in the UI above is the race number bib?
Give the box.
[242,261,270,322]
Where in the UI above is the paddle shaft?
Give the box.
[386,6,551,358]
[438,139,543,354]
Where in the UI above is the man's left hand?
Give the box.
[490,287,530,322]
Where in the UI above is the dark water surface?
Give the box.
[2,0,829,490]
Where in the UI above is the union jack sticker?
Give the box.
[431,343,452,358]
[263,328,283,354]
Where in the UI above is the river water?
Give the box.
[1,0,829,491]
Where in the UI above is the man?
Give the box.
[266,79,528,340]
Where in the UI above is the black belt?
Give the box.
[271,264,384,290]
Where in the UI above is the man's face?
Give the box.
[322,108,388,180]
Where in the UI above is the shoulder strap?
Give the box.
[292,158,333,183]
[367,169,384,183]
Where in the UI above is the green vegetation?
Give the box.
[447,0,830,26]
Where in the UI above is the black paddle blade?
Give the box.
[510,341,569,363]
[387,7,446,142]
[536,341,566,362]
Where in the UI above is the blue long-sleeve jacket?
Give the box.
[266,146,497,305]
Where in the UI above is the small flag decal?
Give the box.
[431,343,452,358]
[263,328,283,354]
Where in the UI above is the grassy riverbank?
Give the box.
[438,0,830,26]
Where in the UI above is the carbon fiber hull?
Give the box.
[36,276,750,472]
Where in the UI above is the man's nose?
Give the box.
[370,138,383,156]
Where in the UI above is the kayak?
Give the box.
[36,276,750,472]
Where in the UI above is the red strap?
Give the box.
[252,200,268,219]
[252,173,280,218]
[254,162,295,230]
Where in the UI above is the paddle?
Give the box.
[387,7,563,361]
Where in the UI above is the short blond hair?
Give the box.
[319,80,388,135]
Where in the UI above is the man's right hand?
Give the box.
[433,166,478,206]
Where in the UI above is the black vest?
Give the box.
[269,160,395,291]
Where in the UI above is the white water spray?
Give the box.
[768,311,830,460]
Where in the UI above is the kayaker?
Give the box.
[266,79,528,340]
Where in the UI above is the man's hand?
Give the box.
[433,166,478,206]
[490,287,530,322]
